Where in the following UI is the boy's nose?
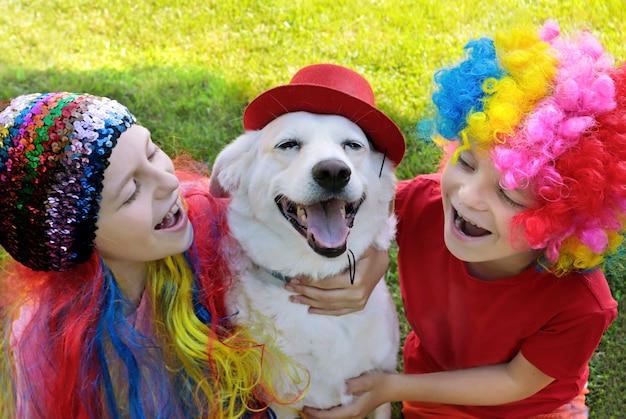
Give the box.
[458,182,489,211]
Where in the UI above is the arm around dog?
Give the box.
[286,246,389,315]
[303,351,555,419]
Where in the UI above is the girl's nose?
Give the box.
[151,167,179,198]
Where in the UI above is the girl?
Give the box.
[0,92,299,418]
[296,21,625,418]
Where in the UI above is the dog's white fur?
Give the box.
[210,112,400,418]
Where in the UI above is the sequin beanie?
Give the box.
[0,92,136,271]
[418,20,626,275]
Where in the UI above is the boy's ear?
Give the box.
[209,130,260,198]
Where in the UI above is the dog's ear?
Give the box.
[208,173,229,198]
[209,131,260,198]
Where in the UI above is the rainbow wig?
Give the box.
[0,92,303,418]
[1,170,304,418]
[419,20,626,275]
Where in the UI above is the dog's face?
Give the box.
[211,111,396,277]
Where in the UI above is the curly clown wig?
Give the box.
[419,20,626,275]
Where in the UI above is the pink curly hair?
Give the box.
[505,61,626,274]
[492,21,626,274]
[423,20,626,275]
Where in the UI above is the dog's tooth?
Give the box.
[340,204,346,218]
[297,205,307,223]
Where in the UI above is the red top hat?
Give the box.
[243,63,406,166]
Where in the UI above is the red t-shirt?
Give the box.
[395,174,618,419]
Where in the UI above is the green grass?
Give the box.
[2,0,625,416]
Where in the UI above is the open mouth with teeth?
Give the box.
[454,208,491,237]
[155,198,182,230]
[275,194,364,258]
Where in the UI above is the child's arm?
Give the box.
[303,350,554,418]
[285,247,388,315]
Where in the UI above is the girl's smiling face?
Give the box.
[440,146,542,280]
[95,125,193,280]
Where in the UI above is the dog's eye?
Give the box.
[276,139,300,150]
[343,140,364,151]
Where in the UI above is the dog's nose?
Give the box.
[312,159,351,192]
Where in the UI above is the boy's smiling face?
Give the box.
[440,145,542,280]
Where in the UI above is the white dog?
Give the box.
[210,110,400,418]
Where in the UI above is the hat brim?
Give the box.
[243,85,405,166]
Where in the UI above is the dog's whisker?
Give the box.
[347,249,356,285]
[379,149,387,178]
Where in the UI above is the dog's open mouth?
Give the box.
[275,194,363,258]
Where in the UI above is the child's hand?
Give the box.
[285,247,389,315]
[302,371,389,418]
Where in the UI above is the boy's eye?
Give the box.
[457,155,474,170]
[499,189,525,209]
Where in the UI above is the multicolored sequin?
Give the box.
[0,92,136,271]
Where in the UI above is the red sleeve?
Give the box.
[395,174,441,243]
[521,270,618,380]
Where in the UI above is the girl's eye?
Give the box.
[124,181,140,205]
[148,146,159,160]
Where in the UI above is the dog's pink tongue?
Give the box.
[305,200,349,250]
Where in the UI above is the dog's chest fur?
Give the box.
[211,113,401,417]
[226,250,399,415]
